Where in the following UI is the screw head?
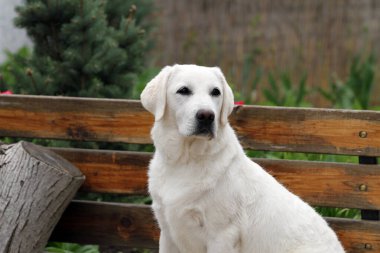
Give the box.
[359,184,368,192]
[364,243,372,249]
[359,131,368,138]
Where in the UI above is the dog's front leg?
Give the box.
[159,231,180,253]
[207,239,240,253]
[152,201,180,253]
[207,225,241,253]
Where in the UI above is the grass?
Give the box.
[315,207,361,220]
[45,243,99,253]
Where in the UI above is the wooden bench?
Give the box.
[0,94,380,252]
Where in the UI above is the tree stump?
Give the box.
[0,141,85,253]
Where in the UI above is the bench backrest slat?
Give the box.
[51,200,380,252]
[231,105,380,156]
[53,147,380,210]
[1,95,380,156]
[0,95,152,144]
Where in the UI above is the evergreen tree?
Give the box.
[4,0,153,98]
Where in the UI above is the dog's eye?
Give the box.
[176,87,192,96]
[210,88,221,97]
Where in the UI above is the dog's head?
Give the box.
[141,64,234,139]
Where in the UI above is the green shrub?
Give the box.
[45,243,99,253]
[319,53,376,109]
[263,72,310,107]
[315,207,360,219]
[2,0,153,98]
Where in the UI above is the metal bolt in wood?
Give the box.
[359,184,368,192]
[359,131,368,138]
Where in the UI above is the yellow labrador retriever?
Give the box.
[141,64,345,253]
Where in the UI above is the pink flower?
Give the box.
[234,101,244,105]
[0,90,13,95]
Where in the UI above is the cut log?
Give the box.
[0,141,85,253]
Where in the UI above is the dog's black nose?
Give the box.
[196,110,215,123]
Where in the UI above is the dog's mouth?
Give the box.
[193,124,215,139]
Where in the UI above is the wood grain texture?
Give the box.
[1,95,380,156]
[0,95,153,144]
[256,158,380,210]
[329,218,380,253]
[51,148,380,210]
[230,105,380,156]
[51,201,380,253]
[50,201,160,249]
[0,142,84,253]
[52,148,150,195]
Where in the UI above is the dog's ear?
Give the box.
[212,67,234,126]
[141,66,173,121]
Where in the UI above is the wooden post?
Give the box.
[0,141,85,253]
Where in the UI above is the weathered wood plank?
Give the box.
[50,201,160,249]
[0,95,153,144]
[1,95,380,156]
[328,217,380,253]
[230,105,380,156]
[52,148,380,210]
[256,158,380,210]
[50,201,380,253]
[52,148,150,195]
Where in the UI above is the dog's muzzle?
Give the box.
[194,109,215,138]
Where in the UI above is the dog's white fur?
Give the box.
[141,64,345,253]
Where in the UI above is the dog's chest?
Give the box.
[149,161,239,252]
[156,190,236,253]
[149,157,225,203]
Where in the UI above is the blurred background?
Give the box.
[152,0,380,108]
[1,0,379,109]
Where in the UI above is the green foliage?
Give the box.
[319,78,355,109]
[237,48,263,103]
[76,192,152,204]
[2,0,153,98]
[263,72,309,107]
[319,53,376,109]
[131,67,160,99]
[0,47,30,91]
[315,207,360,219]
[105,0,153,33]
[45,243,99,253]
[247,150,358,164]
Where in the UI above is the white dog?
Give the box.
[141,64,345,253]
